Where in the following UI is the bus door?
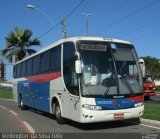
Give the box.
[63,42,80,120]
[69,70,80,121]
[63,67,80,120]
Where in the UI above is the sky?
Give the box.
[1,0,160,81]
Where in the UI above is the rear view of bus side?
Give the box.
[13,37,144,124]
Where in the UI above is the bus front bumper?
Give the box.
[79,105,144,123]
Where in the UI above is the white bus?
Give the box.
[13,37,144,124]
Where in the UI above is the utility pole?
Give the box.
[82,13,92,36]
[62,16,67,39]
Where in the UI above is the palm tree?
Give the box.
[1,27,41,63]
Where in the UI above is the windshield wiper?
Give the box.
[120,75,135,95]
[103,74,117,96]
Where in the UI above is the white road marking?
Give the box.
[140,123,160,130]
[0,105,36,133]
[23,121,35,133]
[126,121,160,130]
[9,110,18,116]
[0,105,7,109]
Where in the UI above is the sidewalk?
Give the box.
[140,118,160,128]
[0,98,13,101]
[156,93,160,96]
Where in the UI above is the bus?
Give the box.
[13,37,144,124]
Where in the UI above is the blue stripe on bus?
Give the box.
[18,80,50,113]
[95,97,142,109]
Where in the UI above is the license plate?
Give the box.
[114,113,124,119]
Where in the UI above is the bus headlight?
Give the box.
[134,102,143,108]
[82,104,102,110]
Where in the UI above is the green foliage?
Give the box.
[140,56,160,79]
[1,27,41,63]
[156,86,160,93]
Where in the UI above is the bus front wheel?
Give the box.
[145,96,150,100]
[55,102,65,124]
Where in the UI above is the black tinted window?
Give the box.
[51,45,61,71]
[33,55,40,74]
[17,64,21,77]
[26,59,32,75]
[21,62,26,76]
[63,42,79,96]
[13,66,16,78]
[41,51,50,72]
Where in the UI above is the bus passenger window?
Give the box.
[41,51,50,73]
[50,46,61,71]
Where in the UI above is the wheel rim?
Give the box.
[20,99,23,107]
[55,104,61,119]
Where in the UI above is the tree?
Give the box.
[140,56,160,79]
[1,27,41,63]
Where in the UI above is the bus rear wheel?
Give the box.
[55,102,65,124]
[19,96,26,110]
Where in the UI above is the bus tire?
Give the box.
[145,96,150,100]
[55,102,65,124]
[19,96,26,110]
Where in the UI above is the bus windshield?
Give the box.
[78,41,143,98]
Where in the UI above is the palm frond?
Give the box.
[26,49,37,55]
[5,32,18,47]
[22,29,32,44]
[5,49,19,63]
[1,49,8,56]
[3,27,41,63]
[29,38,41,46]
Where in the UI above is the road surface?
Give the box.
[0,99,160,139]
[145,95,160,105]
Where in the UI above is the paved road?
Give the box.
[0,99,160,139]
[145,95,160,105]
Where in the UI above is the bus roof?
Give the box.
[14,37,132,65]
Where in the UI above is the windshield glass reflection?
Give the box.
[78,41,143,97]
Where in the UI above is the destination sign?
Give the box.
[81,44,107,51]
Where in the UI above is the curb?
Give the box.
[140,118,160,128]
[0,98,13,101]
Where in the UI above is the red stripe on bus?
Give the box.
[26,72,61,82]
[127,95,144,101]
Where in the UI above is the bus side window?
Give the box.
[50,45,61,72]
[26,59,32,75]
[33,55,40,74]
[63,42,79,96]
[41,51,50,73]
[21,61,26,76]
[13,66,16,78]
[17,64,21,77]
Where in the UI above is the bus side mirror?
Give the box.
[75,60,82,74]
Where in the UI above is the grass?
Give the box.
[0,90,13,99]
[143,103,160,121]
